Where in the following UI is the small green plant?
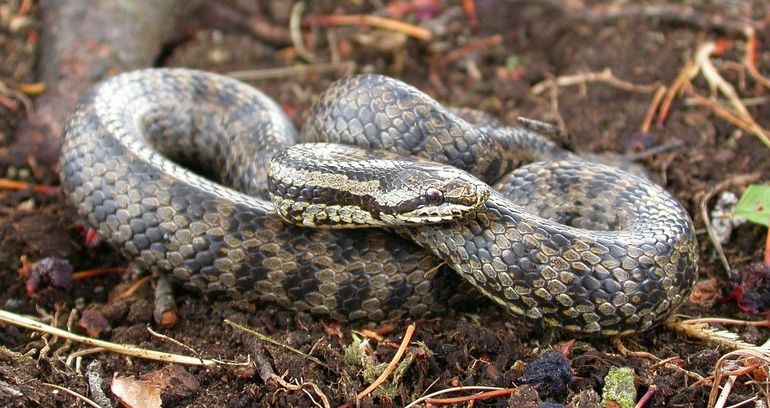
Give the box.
[732,184,770,227]
[732,184,770,263]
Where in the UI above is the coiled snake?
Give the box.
[60,69,698,336]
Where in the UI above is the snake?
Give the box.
[59,68,698,336]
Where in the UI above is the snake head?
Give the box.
[387,167,491,225]
[267,144,490,228]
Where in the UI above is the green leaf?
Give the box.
[732,184,770,227]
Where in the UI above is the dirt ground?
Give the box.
[1,1,770,407]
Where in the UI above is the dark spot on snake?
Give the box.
[581,275,601,290]
[601,278,621,294]
[336,267,370,314]
[284,264,320,302]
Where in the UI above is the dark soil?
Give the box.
[1,1,770,407]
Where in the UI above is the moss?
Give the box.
[601,366,636,408]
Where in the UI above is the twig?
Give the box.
[640,85,667,134]
[404,386,508,408]
[708,347,770,408]
[699,172,763,275]
[227,61,356,81]
[0,79,34,118]
[40,383,101,408]
[72,267,125,280]
[714,375,737,408]
[531,68,660,95]
[289,2,316,62]
[64,347,106,368]
[726,396,759,408]
[666,318,758,351]
[649,357,705,382]
[0,309,219,366]
[427,388,516,404]
[357,323,416,400]
[679,317,770,327]
[270,374,331,408]
[744,31,770,89]
[0,178,60,194]
[440,34,503,66]
[116,276,152,300]
[688,90,770,147]
[612,337,660,361]
[634,385,658,408]
[224,319,330,370]
[146,326,202,360]
[303,14,432,41]
[697,41,770,148]
[657,60,700,126]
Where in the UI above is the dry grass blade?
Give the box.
[357,323,415,400]
[404,386,509,408]
[707,348,770,408]
[531,68,660,95]
[0,309,218,366]
[224,319,330,370]
[227,61,357,81]
[40,383,102,408]
[303,14,432,41]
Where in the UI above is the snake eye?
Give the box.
[425,187,443,205]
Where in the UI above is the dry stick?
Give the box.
[640,85,667,134]
[303,14,432,41]
[404,386,508,408]
[708,349,770,408]
[40,383,102,408]
[224,319,330,370]
[657,60,699,126]
[227,61,357,82]
[650,357,705,382]
[699,172,763,275]
[744,31,770,90]
[668,319,757,351]
[270,374,331,408]
[697,41,770,148]
[146,325,204,361]
[726,396,760,408]
[115,275,152,300]
[356,323,416,400]
[440,34,503,66]
[427,388,516,405]
[531,68,660,95]
[72,267,126,280]
[612,337,660,361]
[634,385,658,408]
[689,91,770,147]
[289,2,316,62]
[680,317,770,327]
[0,309,218,366]
[0,79,33,118]
[0,178,60,194]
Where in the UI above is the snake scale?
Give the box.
[59,68,698,336]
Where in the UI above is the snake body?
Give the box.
[60,69,698,336]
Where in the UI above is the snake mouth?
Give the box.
[393,203,480,224]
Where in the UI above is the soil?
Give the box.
[1,1,770,407]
